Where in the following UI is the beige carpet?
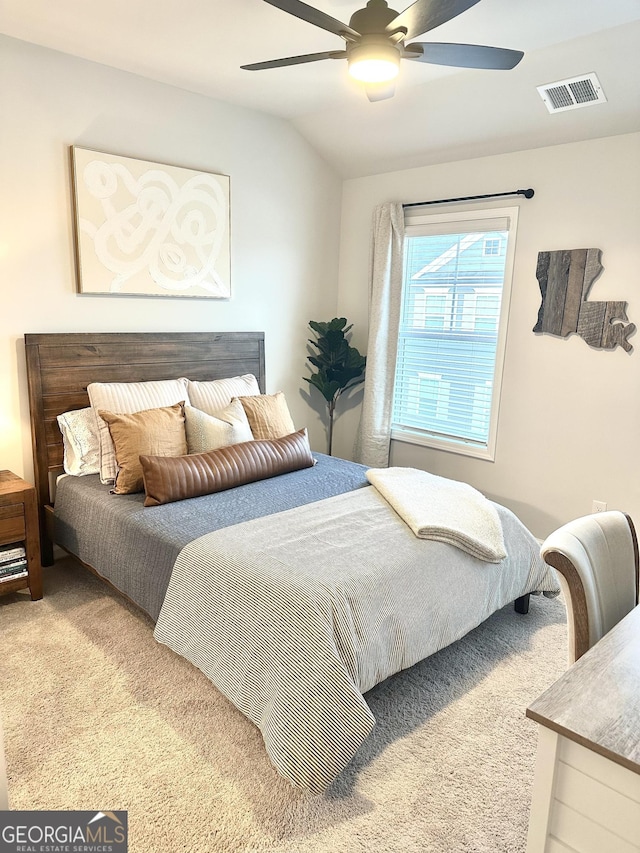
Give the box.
[0,557,566,853]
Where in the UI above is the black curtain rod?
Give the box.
[403,188,534,209]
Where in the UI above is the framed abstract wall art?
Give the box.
[71,147,231,298]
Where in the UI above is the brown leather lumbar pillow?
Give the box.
[140,428,315,507]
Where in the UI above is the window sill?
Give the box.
[391,428,496,462]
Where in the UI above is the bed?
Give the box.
[25,331,559,792]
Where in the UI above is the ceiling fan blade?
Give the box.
[405,42,524,69]
[241,50,346,70]
[365,81,396,102]
[262,0,361,40]
[387,0,482,40]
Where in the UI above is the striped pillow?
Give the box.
[187,375,260,416]
[88,378,190,484]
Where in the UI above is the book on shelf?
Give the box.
[0,559,28,577]
[0,569,28,582]
[0,544,26,563]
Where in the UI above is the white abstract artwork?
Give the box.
[71,147,231,298]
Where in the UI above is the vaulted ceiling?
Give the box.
[2,0,639,176]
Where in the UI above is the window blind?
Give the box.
[392,209,517,456]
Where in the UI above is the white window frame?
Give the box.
[391,206,519,461]
[483,236,502,256]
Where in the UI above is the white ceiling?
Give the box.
[2,0,639,177]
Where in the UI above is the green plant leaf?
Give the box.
[305,317,366,410]
[345,346,366,369]
[327,318,348,331]
[309,320,331,336]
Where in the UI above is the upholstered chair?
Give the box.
[541,511,639,664]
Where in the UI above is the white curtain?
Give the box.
[354,202,405,467]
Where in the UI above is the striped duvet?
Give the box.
[154,486,559,791]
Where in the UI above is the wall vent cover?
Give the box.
[537,73,607,113]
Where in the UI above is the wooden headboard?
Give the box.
[25,331,265,561]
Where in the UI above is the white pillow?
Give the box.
[187,375,260,416]
[184,400,254,454]
[57,407,100,476]
[87,378,190,484]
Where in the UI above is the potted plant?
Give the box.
[304,317,366,455]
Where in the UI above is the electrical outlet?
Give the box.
[592,500,607,513]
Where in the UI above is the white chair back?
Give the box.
[541,511,639,663]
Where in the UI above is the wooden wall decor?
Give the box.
[533,248,634,352]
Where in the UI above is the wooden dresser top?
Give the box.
[527,604,640,775]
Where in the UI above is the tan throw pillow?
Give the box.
[99,403,187,495]
[141,428,315,507]
[237,392,295,440]
[184,400,254,454]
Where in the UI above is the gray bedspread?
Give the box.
[54,453,369,620]
[154,487,560,792]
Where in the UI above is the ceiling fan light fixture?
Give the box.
[242,0,525,101]
[348,42,400,82]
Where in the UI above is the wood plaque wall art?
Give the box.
[533,248,634,352]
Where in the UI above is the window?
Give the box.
[391,207,519,460]
[483,236,502,256]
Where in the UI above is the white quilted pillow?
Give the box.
[57,407,100,476]
[184,400,254,454]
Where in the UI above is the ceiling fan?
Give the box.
[241,0,524,101]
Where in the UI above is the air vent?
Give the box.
[537,73,607,113]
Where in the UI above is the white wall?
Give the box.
[0,36,342,480]
[336,133,640,538]
[4,36,638,540]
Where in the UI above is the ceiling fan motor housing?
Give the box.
[347,36,402,70]
[349,0,402,35]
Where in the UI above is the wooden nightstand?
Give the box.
[0,471,43,600]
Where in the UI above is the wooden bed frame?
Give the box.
[25,331,265,565]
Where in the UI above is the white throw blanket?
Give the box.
[366,467,506,563]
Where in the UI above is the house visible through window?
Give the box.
[483,236,502,256]
[391,207,519,460]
